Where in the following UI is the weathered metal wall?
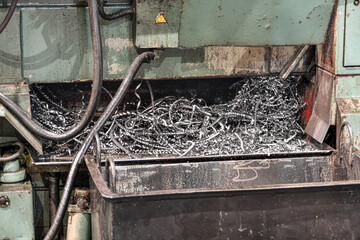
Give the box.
[93,186,360,239]
[0,5,314,85]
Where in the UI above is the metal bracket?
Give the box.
[338,121,355,166]
[105,158,116,193]
[280,45,310,79]
[305,68,334,143]
[0,104,43,154]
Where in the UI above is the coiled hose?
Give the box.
[0,0,103,142]
[0,141,24,162]
[44,51,156,240]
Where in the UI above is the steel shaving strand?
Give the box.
[30,76,315,159]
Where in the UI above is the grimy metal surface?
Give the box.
[91,185,360,239]
[110,156,334,195]
[86,152,347,201]
[0,6,313,84]
[89,151,360,239]
[87,147,360,239]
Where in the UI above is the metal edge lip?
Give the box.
[32,141,335,166]
[32,150,333,166]
[85,156,358,202]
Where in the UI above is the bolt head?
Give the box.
[0,196,10,208]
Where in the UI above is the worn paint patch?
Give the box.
[205,47,266,75]
[108,63,124,75]
[337,98,360,114]
[105,38,133,52]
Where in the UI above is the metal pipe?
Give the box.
[48,173,60,240]
[0,0,17,34]
[0,0,103,142]
[0,141,24,162]
[43,51,156,240]
[338,121,354,166]
[105,158,116,192]
[97,0,134,20]
[93,133,101,168]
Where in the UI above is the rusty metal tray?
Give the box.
[84,139,345,201]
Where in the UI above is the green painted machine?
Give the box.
[1,0,360,239]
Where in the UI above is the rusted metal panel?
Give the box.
[316,0,337,74]
[305,68,335,143]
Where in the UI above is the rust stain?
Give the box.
[319,0,337,73]
[338,98,360,114]
[355,133,360,149]
[303,85,315,124]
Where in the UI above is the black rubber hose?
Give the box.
[0,0,103,142]
[0,141,24,162]
[0,0,17,34]
[48,173,60,240]
[97,0,134,20]
[43,51,155,240]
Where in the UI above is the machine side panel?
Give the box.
[178,0,335,47]
[20,7,312,84]
[343,0,360,67]
[92,186,360,239]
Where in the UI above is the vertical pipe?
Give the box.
[49,173,60,239]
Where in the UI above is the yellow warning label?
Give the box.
[155,13,167,24]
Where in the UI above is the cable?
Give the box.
[0,0,17,34]
[97,0,134,20]
[0,0,103,142]
[44,51,155,240]
[0,141,24,162]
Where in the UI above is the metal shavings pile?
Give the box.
[30,76,315,159]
